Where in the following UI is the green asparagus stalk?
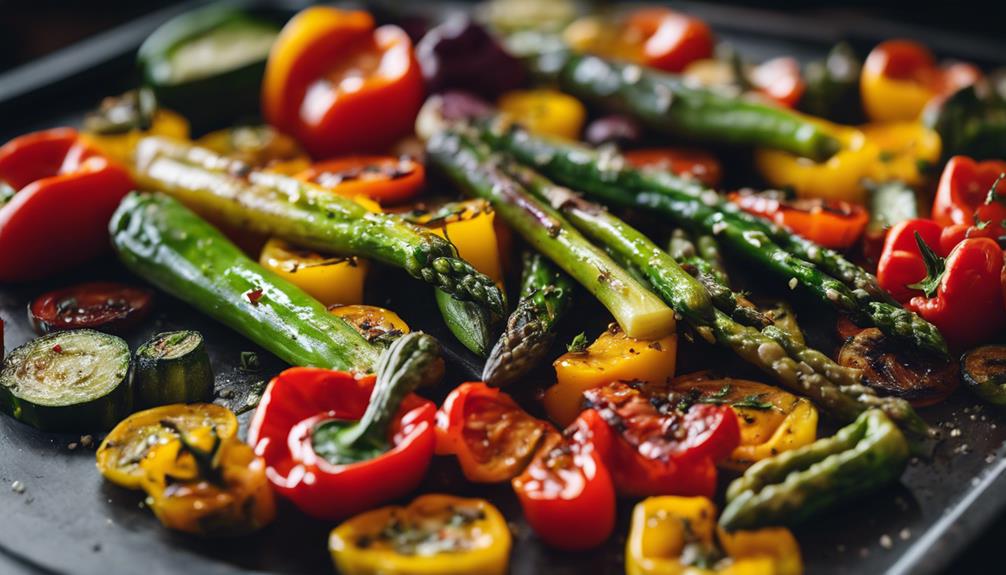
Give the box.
[523,50,841,161]
[435,289,495,357]
[133,136,503,315]
[426,130,677,340]
[720,409,909,531]
[475,119,948,356]
[483,251,575,386]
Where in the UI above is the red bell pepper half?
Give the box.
[0,128,134,282]
[582,381,740,498]
[248,365,436,520]
[931,156,1006,229]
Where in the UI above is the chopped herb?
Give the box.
[566,332,589,353]
[730,394,776,411]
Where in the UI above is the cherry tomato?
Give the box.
[624,8,714,73]
[297,156,424,204]
[29,282,154,335]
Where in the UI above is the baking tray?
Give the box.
[2,1,1006,574]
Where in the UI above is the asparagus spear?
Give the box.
[475,119,948,356]
[489,149,934,446]
[425,130,677,340]
[133,136,503,315]
[483,251,575,386]
[522,49,841,161]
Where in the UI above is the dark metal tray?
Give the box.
[2,2,1005,574]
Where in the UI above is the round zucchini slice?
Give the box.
[962,345,1006,406]
[135,330,214,408]
[0,330,132,431]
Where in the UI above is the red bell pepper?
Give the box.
[728,190,869,249]
[435,382,554,483]
[0,128,134,282]
[878,219,947,303]
[582,381,740,498]
[932,156,1006,228]
[512,409,616,551]
[247,366,436,520]
[749,56,806,108]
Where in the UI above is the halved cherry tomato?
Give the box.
[623,148,722,187]
[436,382,553,482]
[29,282,154,335]
[749,57,806,108]
[297,156,425,204]
[624,8,714,73]
[728,190,869,249]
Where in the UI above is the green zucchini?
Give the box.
[135,330,214,407]
[0,330,132,431]
[138,5,279,132]
[435,289,495,357]
[963,345,1006,406]
[110,192,380,374]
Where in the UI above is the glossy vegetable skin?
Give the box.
[29,282,154,335]
[962,345,1006,406]
[134,330,214,407]
[720,409,909,531]
[111,192,380,373]
[259,238,368,307]
[727,190,868,250]
[247,333,442,520]
[0,128,134,282]
[262,7,424,157]
[330,494,512,575]
[930,155,1006,228]
[436,382,552,482]
[298,156,425,205]
[196,125,309,174]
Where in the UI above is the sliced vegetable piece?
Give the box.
[545,324,678,426]
[838,327,959,406]
[329,304,411,346]
[298,156,425,205]
[800,42,863,124]
[436,382,553,482]
[728,190,868,250]
[135,331,214,407]
[0,330,131,431]
[624,148,722,187]
[497,89,586,140]
[97,403,237,488]
[259,238,368,307]
[196,125,308,174]
[29,282,154,335]
[721,409,908,531]
[962,345,1006,406]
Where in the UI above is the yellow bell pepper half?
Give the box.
[83,108,190,166]
[196,125,311,175]
[544,324,678,427]
[259,238,368,307]
[330,494,511,575]
[671,375,818,470]
[330,304,411,342]
[497,89,587,141]
[755,119,940,204]
[409,199,504,284]
[627,496,803,575]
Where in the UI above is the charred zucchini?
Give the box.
[135,331,214,407]
[962,345,1006,406]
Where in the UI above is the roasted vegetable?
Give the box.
[134,330,214,407]
[196,125,308,174]
[138,5,279,132]
[924,85,1006,161]
[247,333,442,520]
[259,238,368,307]
[29,282,153,335]
[963,345,1006,406]
[497,88,586,140]
[81,88,191,165]
[483,252,574,386]
[931,155,1006,228]
[0,128,134,282]
[720,409,909,531]
[545,324,678,426]
[111,192,380,373]
[298,156,426,205]
[800,42,862,123]
[436,382,553,482]
[415,15,526,98]
[727,190,868,250]
[329,304,410,346]
[330,494,512,575]
[97,403,238,489]
[626,496,803,575]
[583,114,641,148]
[624,148,722,187]
[434,289,496,357]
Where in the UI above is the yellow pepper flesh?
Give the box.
[330,494,511,575]
[411,200,504,284]
[329,304,410,341]
[196,125,310,175]
[259,237,368,306]
[83,108,190,166]
[497,89,587,141]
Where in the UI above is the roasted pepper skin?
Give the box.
[720,409,909,531]
[330,494,511,575]
[931,155,1006,228]
[0,128,134,282]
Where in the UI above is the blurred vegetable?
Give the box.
[924,85,1006,161]
[482,0,578,33]
[262,7,424,157]
[624,148,722,187]
[82,89,190,166]
[864,181,919,266]
[330,494,511,575]
[139,5,279,132]
[749,57,805,108]
[197,125,309,174]
[861,39,981,122]
[497,88,586,140]
[0,128,134,282]
[259,238,368,306]
[416,15,525,98]
[800,42,863,123]
[584,114,642,147]
[728,190,868,249]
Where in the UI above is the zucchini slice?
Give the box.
[135,331,214,408]
[0,330,132,431]
[963,345,1006,406]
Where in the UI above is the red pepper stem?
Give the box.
[906,231,945,298]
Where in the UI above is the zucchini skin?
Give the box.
[0,330,132,432]
[719,409,909,531]
[110,192,379,374]
[135,331,214,407]
[963,345,1006,406]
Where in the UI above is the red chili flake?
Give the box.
[52,344,63,353]
[246,288,264,306]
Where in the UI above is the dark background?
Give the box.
[0,1,1002,573]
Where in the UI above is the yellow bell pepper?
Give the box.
[544,324,678,426]
[409,200,504,284]
[626,496,803,575]
[196,125,310,175]
[83,108,190,166]
[671,375,818,470]
[259,238,368,306]
[330,494,511,575]
[755,119,940,204]
[497,89,586,140]
[329,304,410,342]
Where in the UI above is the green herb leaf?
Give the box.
[730,394,776,411]
[906,231,945,298]
[567,332,589,353]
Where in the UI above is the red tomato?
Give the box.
[749,57,806,108]
[624,8,714,73]
[29,282,154,334]
[296,156,425,204]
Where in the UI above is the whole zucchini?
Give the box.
[110,192,379,374]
